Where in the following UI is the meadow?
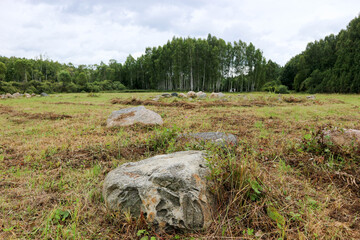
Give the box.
[1,92,360,239]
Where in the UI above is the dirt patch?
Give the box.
[283,96,306,103]
[111,98,197,109]
[47,101,107,106]
[111,97,277,109]
[0,105,72,121]
[326,99,346,104]
[111,96,329,109]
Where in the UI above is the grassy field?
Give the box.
[1,92,360,239]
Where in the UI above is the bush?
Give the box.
[84,82,101,92]
[0,81,19,93]
[275,85,289,94]
[99,80,113,91]
[64,82,79,93]
[113,81,126,91]
[261,81,278,92]
[39,81,54,93]
[25,85,37,94]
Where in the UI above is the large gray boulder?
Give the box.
[103,151,215,231]
[106,106,163,127]
[179,132,238,146]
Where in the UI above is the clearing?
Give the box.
[1,92,360,239]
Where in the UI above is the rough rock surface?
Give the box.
[152,95,161,101]
[179,132,238,146]
[171,92,178,97]
[196,91,207,99]
[306,95,316,100]
[322,128,360,148]
[13,92,21,98]
[178,93,187,98]
[103,151,215,231]
[162,93,171,98]
[106,106,163,127]
[187,91,196,98]
[210,92,225,98]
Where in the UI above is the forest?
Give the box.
[1,15,360,94]
[281,15,360,93]
[0,34,281,94]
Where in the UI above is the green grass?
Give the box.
[1,92,360,239]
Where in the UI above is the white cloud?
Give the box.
[0,0,359,66]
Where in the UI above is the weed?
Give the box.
[87,93,100,97]
[146,125,180,152]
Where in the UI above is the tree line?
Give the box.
[0,34,282,94]
[280,15,360,93]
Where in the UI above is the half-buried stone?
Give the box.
[103,151,215,231]
[106,106,163,127]
[322,128,360,149]
[179,132,238,146]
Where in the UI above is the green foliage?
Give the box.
[0,81,18,93]
[58,70,72,83]
[0,62,6,80]
[52,209,71,223]
[112,81,126,90]
[261,81,278,92]
[0,34,279,93]
[136,229,156,240]
[87,92,100,97]
[146,126,180,152]
[249,179,263,201]
[274,85,289,94]
[281,15,360,93]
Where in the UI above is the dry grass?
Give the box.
[1,92,360,239]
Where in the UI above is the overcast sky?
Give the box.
[1,0,359,66]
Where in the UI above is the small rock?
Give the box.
[40,92,49,97]
[178,93,187,98]
[210,92,225,98]
[179,132,238,146]
[24,93,31,98]
[31,93,36,97]
[162,93,171,98]
[196,91,207,99]
[210,92,218,98]
[322,128,360,149]
[152,95,161,101]
[12,92,21,98]
[6,93,13,98]
[103,151,215,231]
[171,93,178,97]
[187,91,196,98]
[307,95,316,100]
[106,106,163,127]
[218,92,225,98]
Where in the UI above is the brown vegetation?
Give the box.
[1,93,360,239]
